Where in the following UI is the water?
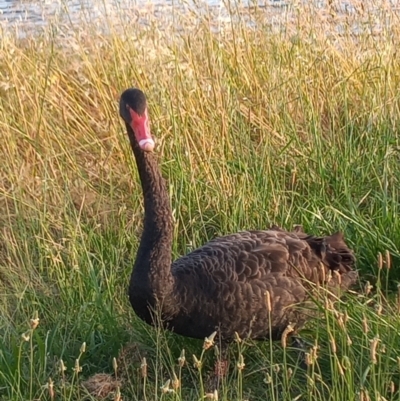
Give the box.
[0,0,297,38]
[0,0,130,29]
[0,0,399,37]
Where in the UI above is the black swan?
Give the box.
[119,87,358,385]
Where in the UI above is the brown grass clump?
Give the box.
[82,373,121,399]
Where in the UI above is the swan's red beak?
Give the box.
[129,108,155,152]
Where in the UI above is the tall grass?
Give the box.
[0,0,399,399]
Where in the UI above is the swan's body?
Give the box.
[131,228,356,341]
[120,88,357,346]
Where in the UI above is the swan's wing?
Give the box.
[169,226,356,340]
[172,227,355,285]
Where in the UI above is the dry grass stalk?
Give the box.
[114,387,122,401]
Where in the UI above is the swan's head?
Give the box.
[119,88,155,152]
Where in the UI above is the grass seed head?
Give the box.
[319,262,326,283]
[172,373,180,390]
[329,333,337,354]
[59,359,67,373]
[324,298,334,311]
[362,314,369,333]
[30,318,40,330]
[311,343,319,361]
[326,270,332,284]
[342,356,351,370]
[203,331,217,350]
[343,311,349,325]
[281,323,295,348]
[264,373,272,384]
[234,331,242,343]
[193,354,202,370]
[370,336,380,364]
[178,349,186,367]
[385,250,391,269]
[336,360,345,376]
[305,343,319,366]
[360,388,371,401]
[140,357,148,378]
[336,313,345,330]
[264,290,272,312]
[237,354,245,371]
[377,252,383,269]
[205,390,218,400]
[375,303,383,315]
[347,334,353,346]
[48,378,54,401]
[364,282,373,296]
[333,270,341,285]
[74,359,82,373]
[160,379,171,394]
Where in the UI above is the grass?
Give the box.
[0,0,400,399]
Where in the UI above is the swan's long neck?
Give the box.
[127,124,175,308]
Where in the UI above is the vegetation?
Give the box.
[0,0,399,399]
